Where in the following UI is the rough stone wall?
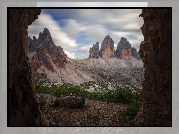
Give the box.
[133,9,172,126]
[9,9,48,126]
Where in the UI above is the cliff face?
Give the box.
[133,9,172,126]
[9,9,48,126]
[100,35,115,58]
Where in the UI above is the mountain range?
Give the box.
[27,28,144,89]
[89,35,141,60]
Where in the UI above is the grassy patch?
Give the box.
[35,82,140,121]
[118,100,140,120]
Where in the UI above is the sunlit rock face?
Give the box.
[100,35,115,59]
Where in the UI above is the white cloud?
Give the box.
[61,19,81,38]
[64,50,76,59]
[78,45,92,52]
[81,24,108,43]
[111,31,143,51]
[28,13,79,59]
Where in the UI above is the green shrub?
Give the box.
[118,100,140,119]
[35,83,140,104]
[35,84,52,94]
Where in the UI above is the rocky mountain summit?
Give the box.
[89,36,141,60]
[27,28,144,89]
[28,28,67,72]
[100,35,115,58]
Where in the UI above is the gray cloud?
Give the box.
[61,19,81,38]
[28,13,78,59]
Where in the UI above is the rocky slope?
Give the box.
[27,28,94,85]
[71,57,144,89]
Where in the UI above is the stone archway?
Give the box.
[8,8,171,126]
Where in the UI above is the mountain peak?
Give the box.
[89,35,141,60]
[28,28,67,72]
[43,28,49,33]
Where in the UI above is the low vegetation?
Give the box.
[35,82,141,123]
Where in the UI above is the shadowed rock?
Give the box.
[132,8,172,126]
[9,9,49,126]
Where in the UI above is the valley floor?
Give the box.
[37,93,130,126]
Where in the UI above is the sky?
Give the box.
[28,2,148,59]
